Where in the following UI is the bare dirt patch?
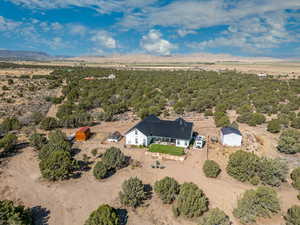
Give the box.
[0,118,299,225]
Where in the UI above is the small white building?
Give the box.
[125,115,193,148]
[220,127,242,147]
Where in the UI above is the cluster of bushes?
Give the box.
[29,130,78,181]
[0,133,18,155]
[226,150,288,186]
[277,129,300,154]
[203,160,221,178]
[213,110,230,128]
[233,186,280,224]
[45,96,64,104]
[48,67,300,126]
[237,112,266,126]
[290,167,300,190]
[93,147,128,179]
[0,117,22,133]
[0,200,33,225]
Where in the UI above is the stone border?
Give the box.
[145,151,186,162]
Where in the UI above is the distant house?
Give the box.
[220,127,242,147]
[257,73,267,78]
[125,115,193,148]
[107,131,122,142]
[108,74,116,79]
[75,127,91,141]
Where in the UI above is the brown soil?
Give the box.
[0,117,299,225]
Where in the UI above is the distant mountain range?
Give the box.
[0,50,74,61]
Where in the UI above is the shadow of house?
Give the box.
[116,208,128,225]
[31,206,50,225]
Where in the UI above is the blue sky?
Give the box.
[0,0,300,58]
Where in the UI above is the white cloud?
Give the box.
[0,16,21,31]
[140,29,176,55]
[69,24,87,36]
[91,30,117,48]
[189,12,295,53]
[177,29,197,37]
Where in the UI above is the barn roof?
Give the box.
[126,115,193,140]
[221,127,242,136]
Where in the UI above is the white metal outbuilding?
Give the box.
[220,127,242,147]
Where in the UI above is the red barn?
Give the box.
[75,127,91,141]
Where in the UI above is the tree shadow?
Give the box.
[70,148,81,156]
[144,184,153,200]
[116,208,128,225]
[0,142,29,159]
[31,206,50,225]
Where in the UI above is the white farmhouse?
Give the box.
[220,127,242,147]
[125,115,193,148]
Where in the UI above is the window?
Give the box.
[135,138,138,144]
[143,138,146,146]
[135,129,138,135]
[185,141,188,146]
[176,140,180,145]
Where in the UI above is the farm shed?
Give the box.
[75,127,91,141]
[220,127,242,147]
[107,131,122,142]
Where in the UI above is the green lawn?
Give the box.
[148,144,185,156]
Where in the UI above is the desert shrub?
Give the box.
[233,186,280,224]
[214,111,230,127]
[285,205,300,225]
[102,147,128,170]
[257,158,288,187]
[291,117,300,129]
[203,160,221,178]
[237,112,266,126]
[39,150,77,181]
[277,129,300,154]
[291,167,300,190]
[172,182,209,218]
[249,175,260,186]
[40,117,59,130]
[119,177,146,208]
[31,112,44,125]
[0,117,21,133]
[0,200,33,225]
[198,208,231,225]
[267,119,281,133]
[84,204,119,225]
[29,133,47,150]
[226,150,259,182]
[7,79,14,85]
[204,110,213,117]
[227,151,288,186]
[0,133,17,152]
[91,148,98,157]
[154,176,180,204]
[93,161,108,179]
[38,130,71,160]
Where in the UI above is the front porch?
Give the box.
[148,136,176,146]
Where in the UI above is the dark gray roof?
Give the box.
[127,115,193,140]
[221,127,242,136]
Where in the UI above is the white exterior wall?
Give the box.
[125,129,148,146]
[221,133,242,147]
[176,139,189,148]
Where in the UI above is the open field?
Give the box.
[0,68,53,77]
[1,115,299,225]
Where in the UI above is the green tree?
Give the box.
[84,204,119,225]
[29,133,47,150]
[267,119,281,133]
[0,117,21,133]
[0,133,17,152]
[93,161,108,180]
[199,208,231,225]
[172,182,209,218]
[277,129,300,154]
[291,167,300,190]
[233,186,280,224]
[154,177,180,204]
[291,117,300,129]
[0,200,33,225]
[226,150,259,182]
[284,205,300,225]
[102,147,128,170]
[257,158,288,187]
[203,160,221,178]
[40,117,59,130]
[119,177,146,208]
[39,150,76,181]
